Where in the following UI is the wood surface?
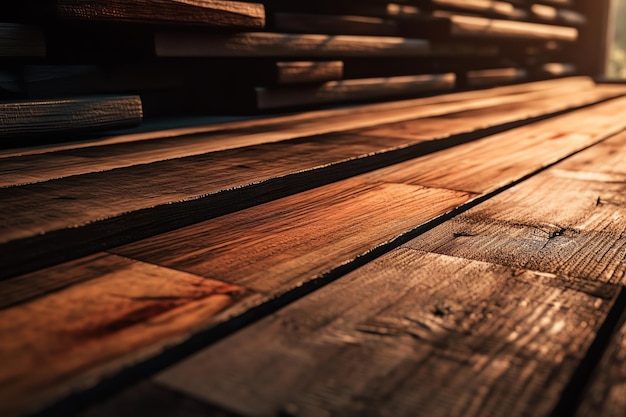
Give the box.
[0,96,143,140]
[1,85,621,280]
[255,73,455,110]
[0,77,605,187]
[54,0,266,29]
[275,61,343,85]
[530,4,587,26]
[435,12,579,41]
[0,23,46,57]
[425,0,528,19]
[272,13,399,36]
[0,254,250,417]
[406,130,626,285]
[154,249,619,417]
[465,67,527,87]
[154,32,430,57]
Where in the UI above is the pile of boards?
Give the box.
[1,0,585,144]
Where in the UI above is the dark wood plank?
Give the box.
[271,13,399,36]
[1,85,622,280]
[255,73,455,110]
[405,130,626,285]
[465,67,527,87]
[0,23,45,57]
[153,32,430,57]
[425,0,529,19]
[576,308,626,417]
[54,0,265,29]
[154,249,619,417]
[0,254,251,417]
[0,77,606,188]
[0,96,143,140]
[274,61,343,85]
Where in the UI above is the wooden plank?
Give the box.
[275,61,343,85]
[0,254,251,417]
[0,96,143,141]
[272,13,399,36]
[425,0,529,19]
[0,77,607,188]
[254,73,455,110]
[154,249,620,417]
[431,12,579,41]
[1,86,621,279]
[153,32,430,57]
[530,4,587,26]
[0,76,596,158]
[576,309,626,417]
[465,67,527,87]
[54,0,266,29]
[405,130,626,285]
[0,23,45,57]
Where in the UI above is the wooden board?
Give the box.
[271,12,399,36]
[424,0,529,19]
[274,61,343,85]
[154,249,619,417]
[1,86,621,279]
[405,130,626,285]
[0,96,143,141]
[0,23,46,57]
[0,77,606,188]
[465,67,527,87]
[0,254,250,417]
[255,73,455,110]
[154,32,430,57]
[54,0,266,29]
[530,4,587,26]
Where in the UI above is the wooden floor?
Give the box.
[2,77,626,417]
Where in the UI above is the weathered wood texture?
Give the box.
[272,13,398,36]
[0,96,143,139]
[406,130,626,285]
[0,254,250,417]
[154,32,430,57]
[154,249,619,417]
[2,84,622,280]
[274,61,343,85]
[54,0,266,28]
[0,77,601,187]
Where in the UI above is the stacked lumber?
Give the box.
[0,0,587,146]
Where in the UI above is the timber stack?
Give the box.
[1,0,585,145]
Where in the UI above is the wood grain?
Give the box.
[0,96,143,140]
[0,254,249,417]
[55,0,266,29]
[406,130,626,285]
[112,180,474,292]
[465,67,527,87]
[427,0,528,19]
[154,32,430,57]
[0,78,608,188]
[155,249,619,417]
[255,73,455,109]
[2,86,621,279]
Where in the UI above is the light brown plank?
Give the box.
[405,130,626,285]
[112,180,474,292]
[0,254,250,417]
[275,61,343,85]
[55,0,265,29]
[465,67,527,87]
[359,96,626,193]
[430,0,528,19]
[155,249,619,417]
[154,32,430,57]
